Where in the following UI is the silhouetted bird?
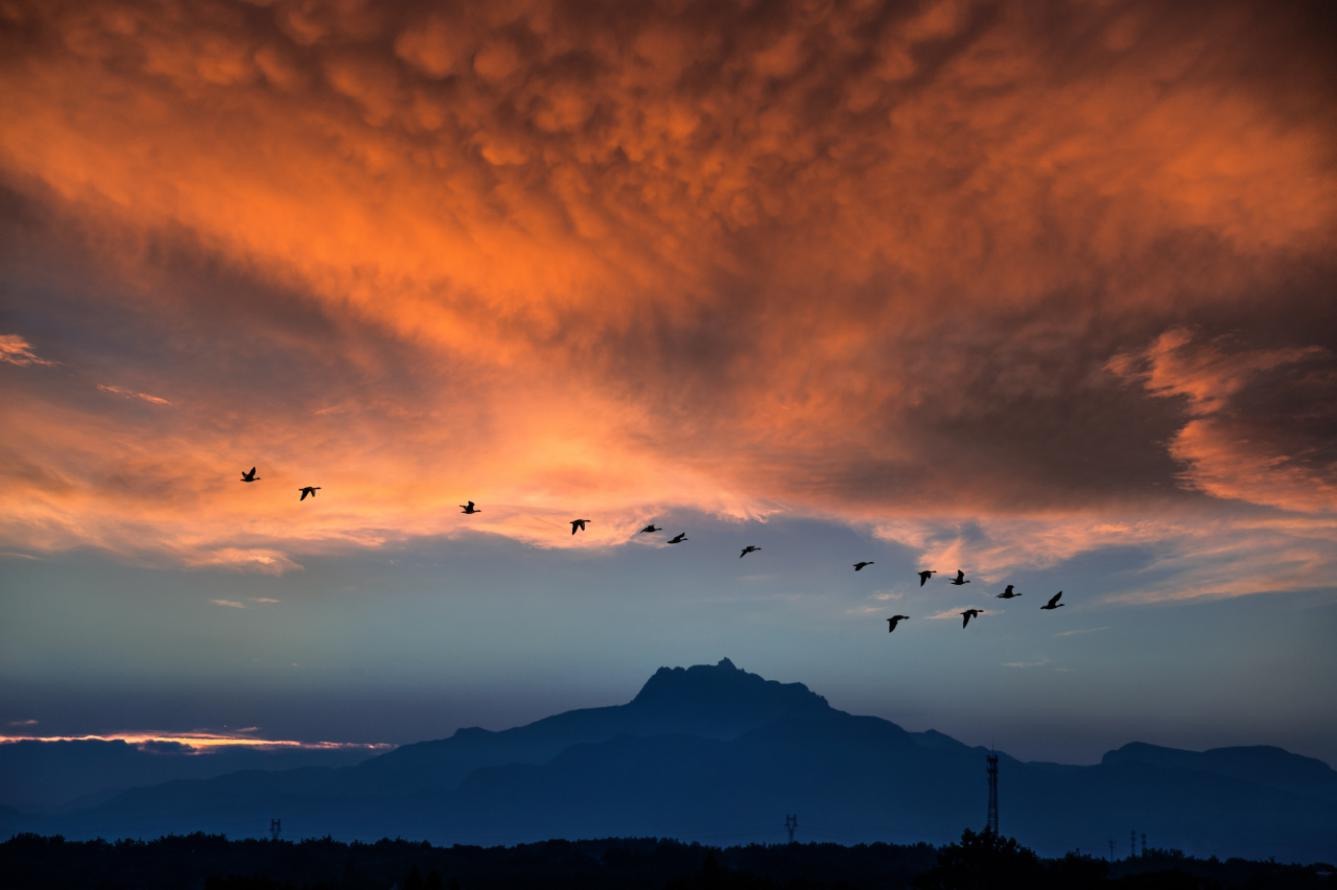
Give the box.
[460,500,480,514]
[1041,591,1065,610]
[853,561,875,571]
[887,615,910,633]
[918,570,936,586]
[961,608,982,628]
[996,584,1021,599]
[950,569,971,586]
[640,524,662,534]
[298,486,321,501]
[571,518,590,535]
[668,532,688,544]
[240,467,259,483]
[740,545,761,558]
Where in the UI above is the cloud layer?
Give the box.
[0,0,1333,602]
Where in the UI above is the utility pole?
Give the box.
[985,753,999,835]
[270,818,282,842]
[1131,829,1136,859]
[784,814,798,844]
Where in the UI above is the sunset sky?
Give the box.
[1,0,1334,765]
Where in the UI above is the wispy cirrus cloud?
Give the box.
[874,510,1337,607]
[96,384,171,406]
[925,608,992,622]
[208,595,281,608]
[0,334,57,367]
[1054,626,1111,639]
[1002,657,1052,670]
[188,549,303,577]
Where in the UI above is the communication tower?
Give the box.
[985,752,999,834]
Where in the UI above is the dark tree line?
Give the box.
[2,831,1333,889]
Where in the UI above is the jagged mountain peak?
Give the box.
[631,658,830,714]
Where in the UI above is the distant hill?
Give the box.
[0,739,381,812]
[1100,741,1337,799]
[14,659,1337,863]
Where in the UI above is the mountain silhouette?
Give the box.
[351,658,831,795]
[13,659,1337,863]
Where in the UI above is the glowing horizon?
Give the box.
[0,730,394,753]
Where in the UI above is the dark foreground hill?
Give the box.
[12,659,1337,862]
[3,832,1334,890]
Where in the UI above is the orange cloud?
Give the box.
[1109,330,1336,514]
[0,0,1332,604]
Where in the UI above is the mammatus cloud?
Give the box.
[0,334,57,367]
[0,0,1332,605]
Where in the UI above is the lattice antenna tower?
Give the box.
[985,752,999,835]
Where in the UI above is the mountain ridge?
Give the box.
[9,659,1336,863]
[351,656,835,794]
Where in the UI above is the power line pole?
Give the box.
[1130,829,1136,860]
[985,753,999,835]
[785,814,798,844]
[270,818,282,842]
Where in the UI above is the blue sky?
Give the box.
[5,512,1334,764]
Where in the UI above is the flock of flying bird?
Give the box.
[243,470,1068,631]
[886,572,1066,630]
